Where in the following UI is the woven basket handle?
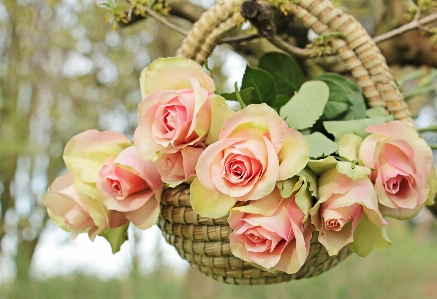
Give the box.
[175,0,413,124]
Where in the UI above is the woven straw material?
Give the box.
[176,0,413,124]
[158,0,414,285]
[157,184,352,285]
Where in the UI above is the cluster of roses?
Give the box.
[44,57,436,273]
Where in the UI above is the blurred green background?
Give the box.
[1,0,437,298]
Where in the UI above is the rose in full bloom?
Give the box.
[134,58,215,161]
[359,121,434,219]
[191,104,309,218]
[43,172,127,240]
[155,145,205,187]
[229,187,312,274]
[309,168,390,257]
[97,146,163,229]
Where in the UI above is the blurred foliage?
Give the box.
[0,0,184,281]
[2,221,437,299]
[0,0,437,297]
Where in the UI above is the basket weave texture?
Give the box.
[158,184,351,285]
[157,0,413,285]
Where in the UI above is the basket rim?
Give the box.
[175,0,413,125]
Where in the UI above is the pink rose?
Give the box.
[134,58,215,161]
[359,121,433,219]
[43,172,126,240]
[97,146,163,229]
[229,187,312,274]
[191,104,309,218]
[309,168,389,257]
[155,145,205,186]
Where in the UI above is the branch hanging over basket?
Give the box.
[43,0,437,286]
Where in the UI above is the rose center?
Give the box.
[109,179,123,198]
[163,110,178,132]
[223,153,262,186]
[325,219,341,231]
[247,231,267,243]
[385,174,409,194]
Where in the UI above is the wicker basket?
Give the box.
[156,0,413,285]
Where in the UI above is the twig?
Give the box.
[267,35,310,57]
[220,33,260,43]
[143,6,259,44]
[373,12,437,44]
[143,6,188,36]
[418,125,437,133]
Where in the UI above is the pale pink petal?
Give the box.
[181,145,205,179]
[248,239,287,269]
[102,189,155,212]
[359,134,384,168]
[140,57,215,98]
[244,203,290,240]
[64,130,132,183]
[125,195,160,229]
[232,188,282,217]
[229,230,251,263]
[318,222,355,256]
[219,104,284,154]
[156,152,185,183]
[318,168,351,202]
[195,137,244,191]
[278,122,309,180]
[190,177,237,218]
[365,121,432,178]
[235,135,280,201]
[374,171,397,208]
[228,210,245,229]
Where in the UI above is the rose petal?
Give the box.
[140,57,215,98]
[278,121,309,180]
[196,137,245,191]
[318,221,355,256]
[190,177,237,218]
[125,195,160,229]
[219,104,284,154]
[64,130,132,183]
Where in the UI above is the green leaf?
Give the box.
[336,161,371,180]
[280,81,329,130]
[221,87,253,105]
[324,116,386,141]
[303,132,338,159]
[426,165,437,206]
[241,66,276,106]
[323,101,349,119]
[348,215,391,257]
[99,221,129,254]
[272,95,291,111]
[258,52,304,97]
[365,107,388,118]
[316,73,366,120]
[307,156,338,176]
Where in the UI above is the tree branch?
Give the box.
[143,6,189,36]
[373,12,437,44]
